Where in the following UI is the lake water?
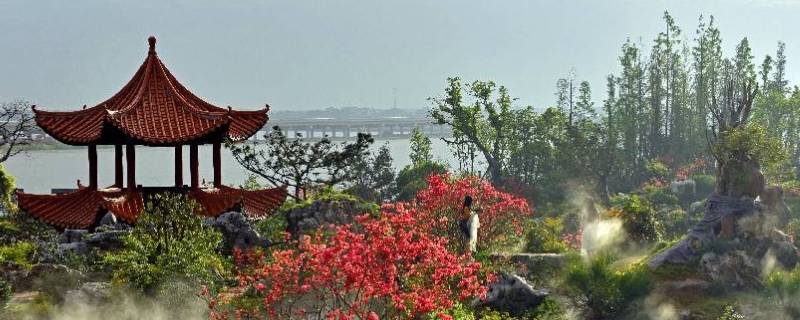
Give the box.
[5,139,457,194]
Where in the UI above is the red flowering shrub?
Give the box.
[207,208,491,319]
[405,173,533,252]
[206,174,530,319]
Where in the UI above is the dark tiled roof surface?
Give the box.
[16,186,287,229]
[34,37,268,145]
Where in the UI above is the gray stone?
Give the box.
[285,200,363,237]
[58,229,88,243]
[208,211,269,254]
[57,242,90,256]
[670,179,696,198]
[99,212,117,226]
[475,272,550,316]
[64,282,112,305]
[84,230,128,250]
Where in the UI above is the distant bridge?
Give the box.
[22,117,452,142]
[254,117,451,140]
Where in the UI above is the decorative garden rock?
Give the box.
[64,281,112,305]
[98,212,117,227]
[58,229,88,244]
[205,211,269,254]
[285,200,367,237]
[84,230,128,250]
[475,272,550,316]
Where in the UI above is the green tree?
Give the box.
[430,77,517,185]
[227,126,374,200]
[104,193,224,292]
[409,127,433,165]
[348,144,396,202]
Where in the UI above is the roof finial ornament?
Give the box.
[148,36,156,54]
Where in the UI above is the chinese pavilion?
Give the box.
[17,36,287,229]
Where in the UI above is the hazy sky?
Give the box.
[1,0,799,112]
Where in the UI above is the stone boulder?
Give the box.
[64,282,112,305]
[205,212,269,254]
[15,263,86,294]
[57,241,90,257]
[83,230,128,250]
[99,212,117,226]
[670,179,696,200]
[474,272,550,316]
[700,251,762,289]
[58,229,88,244]
[285,200,367,237]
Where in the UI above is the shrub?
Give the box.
[661,207,690,239]
[608,194,663,244]
[279,186,378,214]
[104,193,225,292]
[642,184,678,207]
[0,242,35,269]
[717,305,746,320]
[253,213,288,246]
[525,217,569,253]
[0,164,17,213]
[395,161,448,201]
[692,174,716,199]
[207,208,491,319]
[0,277,10,306]
[564,252,652,320]
[406,174,533,252]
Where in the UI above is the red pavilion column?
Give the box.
[212,142,221,188]
[114,145,124,187]
[175,145,183,187]
[88,144,98,189]
[126,144,136,190]
[190,144,199,189]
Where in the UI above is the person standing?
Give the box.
[458,195,479,254]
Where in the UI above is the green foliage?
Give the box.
[642,184,678,207]
[0,165,16,213]
[253,213,288,245]
[0,277,10,306]
[104,193,225,292]
[765,265,800,297]
[525,217,569,253]
[279,187,379,215]
[692,174,716,198]
[713,125,786,174]
[0,242,35,269]
[227,126,374,200]
[660,207,690,238]
[717,305,746,320]
[409,127,433,165]
[646,160,670,180]
[564,252,652,319]
[442,298,565,320]
[394,161,447,201]
[239,174,264,190]
[347,143,396,202]
[608,194,663,244]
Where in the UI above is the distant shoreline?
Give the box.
[19,135,453,151]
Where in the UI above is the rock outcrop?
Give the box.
[474,272,550,316]
[285,200,371,237]
[204,211,269,254]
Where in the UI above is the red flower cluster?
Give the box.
[209,209,489,319]
[206,174,531,319]
[403,173,533,251]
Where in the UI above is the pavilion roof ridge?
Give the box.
[32,36,270,145]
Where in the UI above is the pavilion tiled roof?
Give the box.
[33,36,268,146]
[16,186,288,229]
